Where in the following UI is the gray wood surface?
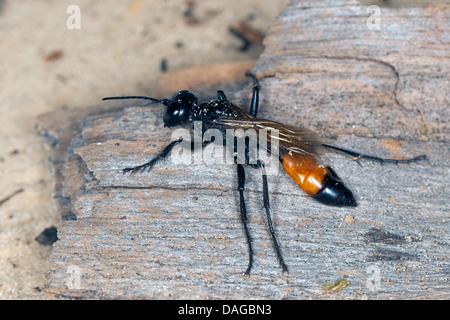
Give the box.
[39,0,449,299]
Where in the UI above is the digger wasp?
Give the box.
[103,72,426,275]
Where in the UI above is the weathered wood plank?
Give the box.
[41,0,449,299]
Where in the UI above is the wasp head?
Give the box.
[163,90,198,127]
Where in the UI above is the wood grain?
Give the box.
[39,0,449,299]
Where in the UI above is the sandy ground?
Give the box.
[0,0,445,300]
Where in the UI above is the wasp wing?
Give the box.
[213,114,323,157]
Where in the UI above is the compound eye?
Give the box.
[163,90,197,127]
[163,102,189,127]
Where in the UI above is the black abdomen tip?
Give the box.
[312,172,357,207]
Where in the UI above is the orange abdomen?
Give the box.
[281,151,329,195]
[280,151,357,207]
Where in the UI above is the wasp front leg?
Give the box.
[122,139,183,175]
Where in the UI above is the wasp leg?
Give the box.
[321,143,427,164]
[122,139,183,175]
[217,90,227,101]
[123,139,216,175]
[234,73,265,275]
[246,71,260,117]
[237,164,254,275]
[258,160,289,273]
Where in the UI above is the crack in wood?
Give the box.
[261,55,408,111]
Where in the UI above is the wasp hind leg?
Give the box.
[321,143,427,164]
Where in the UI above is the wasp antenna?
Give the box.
[102,95,167,105]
